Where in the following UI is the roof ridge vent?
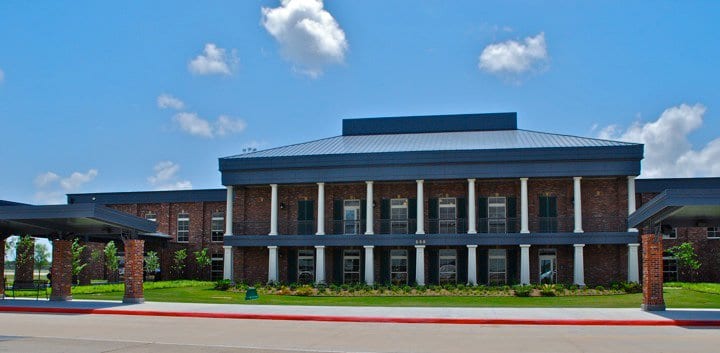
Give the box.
[342,112,517,136]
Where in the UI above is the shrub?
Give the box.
[540,284,556,297]
[295,285,314,296]
[594,285,605,291]
[514,285,532,297]
[622,281,642,293]
[214,279,231,291]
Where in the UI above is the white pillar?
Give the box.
[628,243,640,283]
[573,244,585,287]
[628,176,638,232]
[316,183,325,235]
[467,179,477,234]
[573,177,583,233]
[520,178,529,233]
[365,181,374,235]
[364,246,374,285]
[520,244,531,285]
[269,184,278,235]
[315,246,325,285]
[267,246,278,283]
[416,180,425,234]
[467,245,478,285]
[415,245,425,286]
[225,186,234,236]
[223,245,233,281]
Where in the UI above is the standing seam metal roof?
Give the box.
[223,129,638,159]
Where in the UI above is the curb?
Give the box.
[2,306,720,326]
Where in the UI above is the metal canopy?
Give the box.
[0,203,162,240]
[628,189,720,228]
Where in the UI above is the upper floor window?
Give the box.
[708,227,720,239]
[438,198,457,234]
[538,196,558,233]
[211,212,224,242]
[487,197,507,233]
[390,198,409,234]
[177,212,189,242]
[145,212,157,223]
[343,200,362,235]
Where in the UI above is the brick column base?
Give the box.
[641,233,665,311]
[123,239,145,304]
[50,239,73,301]
[15,237,35,283]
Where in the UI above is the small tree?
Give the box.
[104,241,120,283]
[144,251,160,279]
[194,248,212,280]
[15,235,34,270]
[668,242,701,282]
[172,249,187,279]
[34,243,50,281]
[71,238,88,285]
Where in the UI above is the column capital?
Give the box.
[467,178,476,182]
[317,182,325,186]
[520,177,529,182]
[314,245,325,249]
[414,245,426,249]
[573,243,585,248]
[365,180,374,185]
[574,176,583,181]
[223,245,232,250]
[416,179,424,184]
[520,244,531,249]
[628,243,640,248]
[363,245,375,249]
[466,244,478,249]
[267,245,278,250]
[627,175,637,181]
[270,183,278,187]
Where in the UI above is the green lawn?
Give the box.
[70,284,720,308]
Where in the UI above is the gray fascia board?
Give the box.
[628,189,720,227]
[342,113,518,135]
[68,188,226,205]
[0,204,156,234]
[223,232,638,247]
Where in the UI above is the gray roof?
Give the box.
[225,129,637,160]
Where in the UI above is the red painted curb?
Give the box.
[1,306,719,326]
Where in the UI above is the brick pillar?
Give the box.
[123,239,145,304]
[78,242,93,285]
[50,239,73,301]
[1,238,5,298]
[641,233,665,311]
[15,237,35,283]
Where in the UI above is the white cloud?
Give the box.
[262,0,348,77]
[188,43,237,76]
[33,169,99,204]
[478,32,548,76]
[173,112,246,138]
[148,161,192,191]
[597,103,720,177]
[157,93,185,110]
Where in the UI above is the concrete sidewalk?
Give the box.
[2,298,720,326]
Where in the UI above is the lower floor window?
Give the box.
[343,249,361,284]
[439,249,457,284]
[488,249,507,285]
[298,249,315,284]
[211,253,223,281]
[390,249,408,285]
[663,255,678,282]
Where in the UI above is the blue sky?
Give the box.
[1,0,719,205]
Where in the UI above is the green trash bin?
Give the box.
[245,287,259,300]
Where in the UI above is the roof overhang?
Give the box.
[0,203,160,239]
[628,189,720,229]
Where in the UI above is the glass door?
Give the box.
[539,254,557,284]
[344,200,361,234]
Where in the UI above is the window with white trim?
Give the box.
[390,198,409,234]
[211,212,225,242]
[487,197,507,233]
[145,212,157,222]
[438,198,457,234]
[488,249,507,285]
[439,249,457,284]
[343,249,361,284]
[177,212,189,242]
[343,200,362,235]
[298,249,315,284]
[211,252,223,281]
[663,253,678,282]
[390,249,408,285]
[662,227,677,239]
[708,227,720,239]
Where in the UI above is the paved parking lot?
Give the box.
[1,312,719,353]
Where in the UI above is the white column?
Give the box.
[573,244,586,287]
[269,184,278,235]
[416,180,425,234]
[223,245,233,281]
[628,176,638,232]
[467,179,477,234]
[520,244,531,285]
[520,178,529,233]
[364,246,374,285]
[415,245,425,286]
[365,181,374,235]
[316,183,325,235]
[628,243,640,283]
[267,246,278,283]
[573,177,583,233]
[467,245,478,285]
[225,186,234,236]
[315,246,325,285]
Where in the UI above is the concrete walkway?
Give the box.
[2,298,720,326]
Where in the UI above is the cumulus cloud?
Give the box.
[173,112,246,138]
[157,94,185,110]
[33,169,99,204]
[478,32,548,76]
[262,0,348,77]
[148,161,192,190]
[597,103,720,177]
[188,43,237,76]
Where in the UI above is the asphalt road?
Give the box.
[0,312,718,353]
